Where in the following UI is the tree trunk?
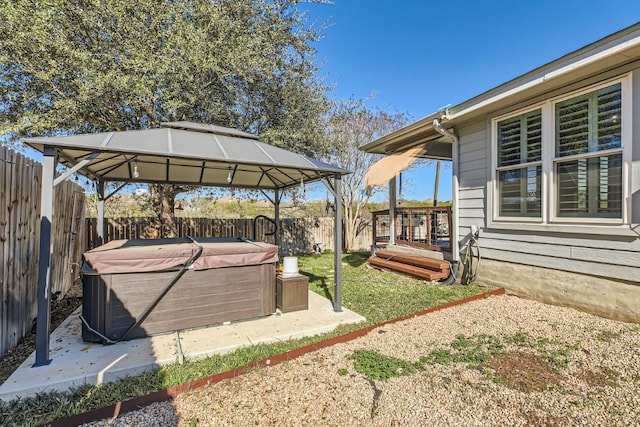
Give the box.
[345,220,356,252]
[147,184,179,238]
[342,197,371,252]
[343,204,356,252]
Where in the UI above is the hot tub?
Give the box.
[81,237,278,343]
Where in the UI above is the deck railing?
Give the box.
[372,206,452,252]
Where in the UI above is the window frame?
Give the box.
[549,78,630,224]
[494,108,544,221]
[490,74,632,230]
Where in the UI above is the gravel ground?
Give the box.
[84,294,640,427]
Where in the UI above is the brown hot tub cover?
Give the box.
[83,237,279,274]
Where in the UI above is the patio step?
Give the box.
[374,250,450,271]
[368,251,450,281]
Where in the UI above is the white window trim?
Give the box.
[488,74,633,235]
[548,77,630,225]
[491,103,546,224]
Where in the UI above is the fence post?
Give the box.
[96,180,105,246]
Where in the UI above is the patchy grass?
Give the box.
[521,410,571,427]
[348,349,416,381]
[417,334,500,368]
[488,351,563,392]
[595,330,621,343]
[344,331,570,394]
[413,332,574,393]
[576,366,620,388]
[0,252,486,426]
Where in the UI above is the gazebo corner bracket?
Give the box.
[53,151,100,187]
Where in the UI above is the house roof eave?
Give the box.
[363,22,640,155]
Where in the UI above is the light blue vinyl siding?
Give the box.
[456,71,640,283]
[457,122,488,232]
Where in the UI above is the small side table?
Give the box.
[276,275,309,313]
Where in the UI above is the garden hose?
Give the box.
[441,260,459,285]
[459,227,481,285]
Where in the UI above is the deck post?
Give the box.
[334,173,343,312]
[389,176,396,245]
[433,160,441,206]
[34,147,55,367]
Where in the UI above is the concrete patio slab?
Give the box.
[0,291,365,402]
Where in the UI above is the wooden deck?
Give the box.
[372,206,452,253]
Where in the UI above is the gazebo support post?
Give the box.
[34,147,56,367]
[333,173,343,312]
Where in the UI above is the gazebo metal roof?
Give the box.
[26,121,348,367]
[25,121,348,189]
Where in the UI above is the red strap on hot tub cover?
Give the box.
[83,239,279,274]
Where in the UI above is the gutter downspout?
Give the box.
[433,119,460,262]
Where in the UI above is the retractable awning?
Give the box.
[364,145,424,189]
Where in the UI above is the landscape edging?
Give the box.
[44,287,505,426]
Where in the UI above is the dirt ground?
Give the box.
[0,281,82,384]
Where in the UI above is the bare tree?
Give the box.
[325,99,410,251]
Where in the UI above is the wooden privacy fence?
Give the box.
[1,146,86,358]
[85,216,372,254]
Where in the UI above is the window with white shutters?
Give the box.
[492,77,629,227]
[496,110,542,217]
[554,83,622,218]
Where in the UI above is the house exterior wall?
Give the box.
[633,66,640,226]
[455,66,640,320]
[457,121,489,234]
[479,259,639,323]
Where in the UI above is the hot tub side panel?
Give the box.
[81,272,110,342]
[83,263,276,342]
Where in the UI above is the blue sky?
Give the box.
[299,0,640,201]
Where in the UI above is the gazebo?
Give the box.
[25,121,350,367]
